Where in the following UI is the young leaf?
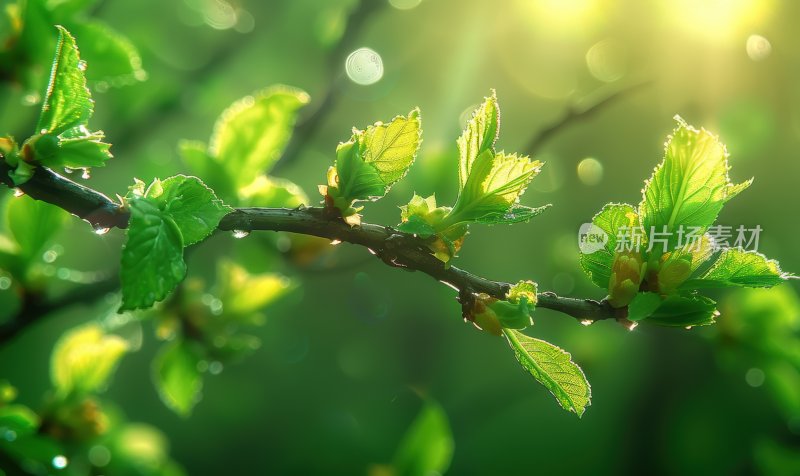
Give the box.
[360,107,422,186]
[67,20,146,85]
[5,195,68,266]
[503,329,591,416]
[238,175,308,208]
[448,150,544,225]
[391,400,454,476]
[646,295,719,327]
[639,117,751,247]
[217,260,293,316]
[210,86,309,188]
[0,405,40,437]
[682,248,793,289]
[48,129,111,168]
[627,292,662,322]
[50,324,128,396]
[579,203,639,289]
[119,199,186,311]
[153,340,203,417]
[322,109,422,222]
[149,175,231,245]
[36,25,93,136]
[457,91,499,189]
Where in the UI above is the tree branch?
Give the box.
[523,81,651,154]
[0,158,616,338]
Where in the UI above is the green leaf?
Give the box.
[119,199,186,311]
[639,117,751,249]
[36,25,93,136]
[682,248,793,289]
[178,140,234,201]
[323,109,422,217]
[148,175,230,246]
[50,323,128,396]
[360,107,422,187]
[5,195,68,265]
[217,260,293,316]
[238,175,308,208]
[579,203,638,289]
[457,91,499,189]
[153,340,203,417]
[396,214,437,238]
[46,0,100,19]
[67,19,146,85]
[0,405,40,437]
[503,329,591,417]
[391,400,454,476]
[646,295,718,327]
[627,292,662,322]
[210,86,309,188]
[49,129,112,168]
[448,150,544,226]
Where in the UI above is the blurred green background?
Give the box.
[2,0,800,474]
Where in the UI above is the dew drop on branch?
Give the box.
[81,168,91,180]
[93,226,110,236]
[232,229,250,239]
[580,319,593,326]
[13,189,24,197]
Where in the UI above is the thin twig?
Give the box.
[524,81,651,155]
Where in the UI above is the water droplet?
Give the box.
[745,367,765,387]
[77,60,87,71]
[63,167,74,174]
[209,361,224,375]
[13,189,24,197]
[625,321,638,331]
[22,92,40,105]
[330,239,342,245]
[81,168,91,180]
[93,226,110,236]
[43,249,58,263]
[345,47,384,85]
[684,325,693,330]
[0,276,11,290]
[746,34,771,61]
[52,455,68,469]
[580,319,593,326]
[577,157,603,185]
[585,39,627,83]
[232,229,250,239]
[88,445,111,467]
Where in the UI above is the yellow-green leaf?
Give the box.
[51,323,128,396]
[503,329,591,417]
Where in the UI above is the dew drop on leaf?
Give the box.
[94,226,110,235]
[580,319,593,326]
[330,239,342,245]
[81,168,91,180]
[13,189,24,197]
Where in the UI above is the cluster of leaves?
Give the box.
[0,0,145,93]
[2,26,112,184]
[0,322,183,475]
[580,117,794,327]
[397,92,548,263]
